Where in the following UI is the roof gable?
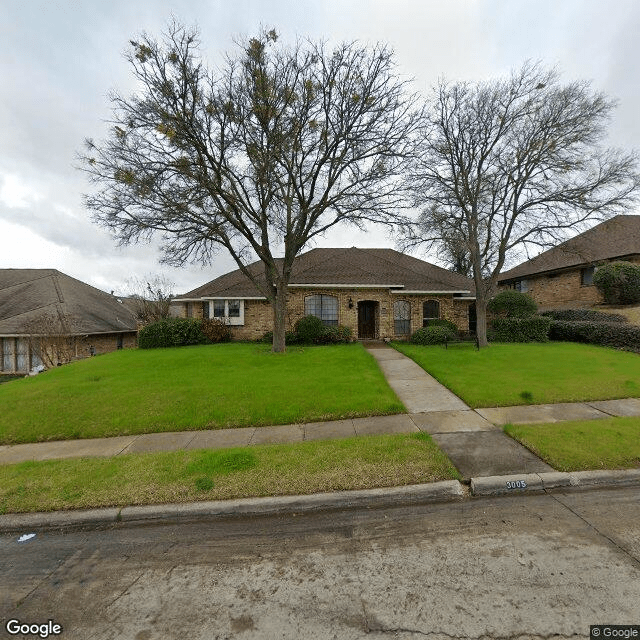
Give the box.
[0,269,137,335]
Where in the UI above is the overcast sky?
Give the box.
[1,0,639,295]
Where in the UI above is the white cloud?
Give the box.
[0,173,43,209]
[0,0,638,294]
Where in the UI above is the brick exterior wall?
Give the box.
[75,332,138,358]
[0,332,137,373]
[499,257,640,309]
[174,290,474,340]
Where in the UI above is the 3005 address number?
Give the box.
[506,480,528,489]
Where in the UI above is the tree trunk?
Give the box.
[473,269,490,348]
[475,293,488,348]
[271,284,288,353]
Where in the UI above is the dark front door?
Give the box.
[358,301,377,339]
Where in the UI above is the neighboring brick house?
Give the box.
[171,247,476,341]
[498,215,640,309]
[0,269,138,374]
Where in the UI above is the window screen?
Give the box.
[304,295,338,326]
[394,300,411,335]
[581,267,595,286]
[213,301,225,318]
[422,300,440,327]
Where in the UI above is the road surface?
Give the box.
[2,487,640,639]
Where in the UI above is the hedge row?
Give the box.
[138,318,232,349]
[549,320,640,351]
[541,309,627,323]
[490,317,551,343]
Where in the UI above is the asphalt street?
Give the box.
[2,486,640,639]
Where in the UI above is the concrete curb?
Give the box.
[3,471,640,533]
[0,480,466,533]
[471,469,640,496]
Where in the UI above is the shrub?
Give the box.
[549,320,640,351]
[294,315,326,344]
[424,318,459,333]
[593,261,640,305]
[259,331,299,345]
[488,290,538,318]
[138,318,207,349]
[541,309,628,323]
[490,317,551,342]
[317,325,353,344]
[200,319,233,343]
[410,325,458,345]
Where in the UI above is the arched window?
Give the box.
[305,294,338,326]
[422,300,440,327]
[393,300,411,335]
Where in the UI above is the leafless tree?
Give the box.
[80,23,422,351]
[24,312,79,368]
[405,62,639,347]
[125,274,174,325]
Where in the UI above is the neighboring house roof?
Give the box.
[175,248,474,300]
[0,269,138,335]
[498,215,640,282]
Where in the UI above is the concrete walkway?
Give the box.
[365,343,553,478]
[1,343,640,481]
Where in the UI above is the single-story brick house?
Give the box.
[171,247,476,340]
[0,269,138,374]
[498,215,640,309]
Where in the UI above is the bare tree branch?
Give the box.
[80,23,422,350]
[405,61,639,347]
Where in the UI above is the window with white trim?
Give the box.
[304,294,338,326]
[207,299,245,325]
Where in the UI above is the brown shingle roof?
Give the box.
[176,248,474,299]
[498,215,640,282]
[0,269,137,335]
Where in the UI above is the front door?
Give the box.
[358,301,377,339]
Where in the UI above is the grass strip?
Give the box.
[0,343,404,445]
[0,433,460,514]
[392,341,640,408]
[505,417,640,471]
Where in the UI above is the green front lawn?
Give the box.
[505,417,640,471]
[393,342,640,408]
[0,433,459,514]
[0,343,404,445]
